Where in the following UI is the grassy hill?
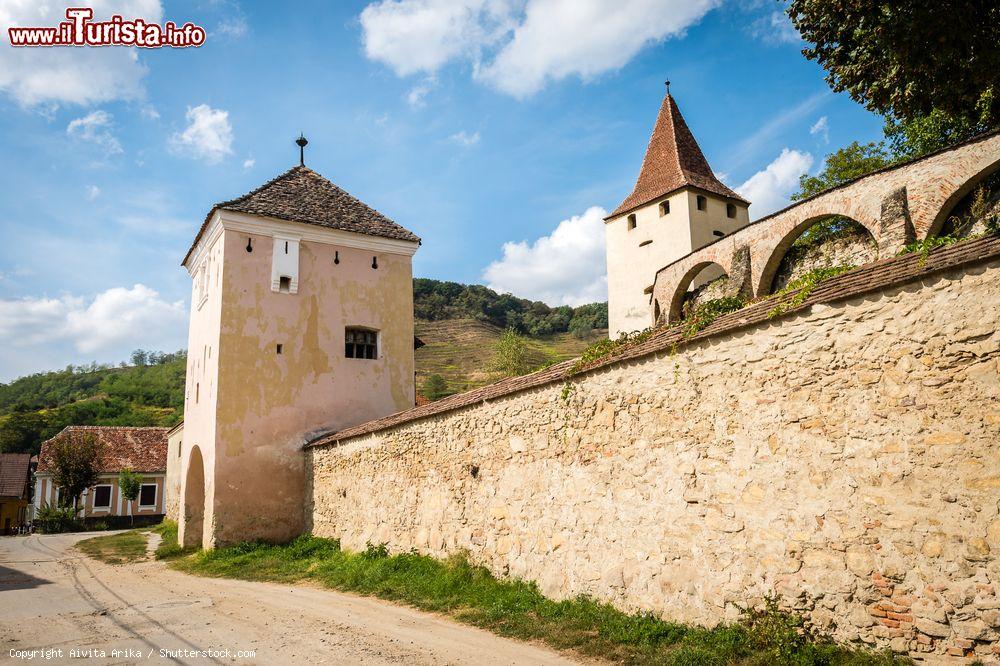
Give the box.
[415,318,606,395]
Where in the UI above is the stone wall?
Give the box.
[307,257,1000,661]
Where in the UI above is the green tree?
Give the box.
[0,409,49,455]
[787,1,1000,125]
[118,468,142,526]
[422,374,450,401]
[48,431,101,517]
[884,90,998,159]
[485,328,531,379]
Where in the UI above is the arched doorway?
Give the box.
[182,446,205,549]
[757,215,877,296]
[667,261,729,323]
[931,170,1000,240]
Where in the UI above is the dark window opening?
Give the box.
[139,484,157,507]
[659,201,669,216]
[346,328,377,360]
[276,344,283,355]
[284,241,289,254]
[372,256,378,269]
[278,276,291,293]
[727,203,737,218]
[713,230,725,238]
[245,237,253,253]
[627,214,637,230]
[639,239,653,247]
[334,250,340,265]
[93,485,111,509]
[195,383,199,404]
[696,195,707,211]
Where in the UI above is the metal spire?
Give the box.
[296,133,308,166]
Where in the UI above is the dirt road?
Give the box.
[0,532,578,665]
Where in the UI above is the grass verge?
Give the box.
[169,536,906,666]
[77,530,149,565]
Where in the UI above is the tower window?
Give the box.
[696,195,707,211]
[659,201,669,216]
[713,230,725,238]
[278,276,291,293]
[627,214,637,230]
[276,344,283,354]
[346,328,378,360]
[726,203,737,218]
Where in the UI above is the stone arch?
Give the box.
[180,445,206,549]
[667,261,728,323]
[754,213,877,297]
[926,155,1000,238]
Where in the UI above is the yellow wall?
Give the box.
[180,211,418,548]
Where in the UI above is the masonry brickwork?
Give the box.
[652,131,1000,324]
[308,239,1000,661]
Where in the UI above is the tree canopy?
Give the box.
[48,431,101,513]
[787,0,999,125]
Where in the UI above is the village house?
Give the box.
[0,453,32,534]
[34,426,169,523]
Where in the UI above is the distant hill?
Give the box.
[415,318,606,396]
[0,280,609,456]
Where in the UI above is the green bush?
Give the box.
[34,504,82,534]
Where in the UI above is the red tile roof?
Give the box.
[0,453,31,499]
[37,426,168,474]
[608,92,748,219]
[308,234,1000,448]
[183,165,420,266]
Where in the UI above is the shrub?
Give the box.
[34,503,82,533]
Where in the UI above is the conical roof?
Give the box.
[609,92,748,218]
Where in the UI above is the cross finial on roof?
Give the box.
[296,133,308,166]
[664,79,670,94]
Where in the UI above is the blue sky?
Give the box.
[0,0,884,381]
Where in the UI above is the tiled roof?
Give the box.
[183,165,420,266]
[608,92,748,219]
[37,426,168,474]
[308,234,1000,448]
[0,453,31,499]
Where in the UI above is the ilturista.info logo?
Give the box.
[8,7,206,48]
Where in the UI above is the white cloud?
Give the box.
[169,104,234,164]
[749,10,800,45]
[479,0,718,97]
[0,284,186,356]
[242,157,255,170]
[360,0,718,97]
[67,110,123,155]
[0,0,162,106]
[482,206,608,306]
[360,0,514,77]
[737,148,813,219]
[406,76,437,108]
[449,130,480,146]
[216,16,248,38]
[86,185,101,200]
[140,104,160,120]
[810,115,829,144]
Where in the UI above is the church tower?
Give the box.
[177,147,420,549]
[605,90,751,337]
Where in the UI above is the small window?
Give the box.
[139,484,157,508]
[195,383,200,404]
[726,203,737,218]
[278,276,291,293]
[627,214,637,230]
[696,195,707,211]
[713,230,725,238]
[93,485,112,509]
[659,201,669,216]
[346,328,377,360]
[276,343,283,355]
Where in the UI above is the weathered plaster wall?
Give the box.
[165,425,183,521]
[212,226,415,546]
[309,259,1000,661]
